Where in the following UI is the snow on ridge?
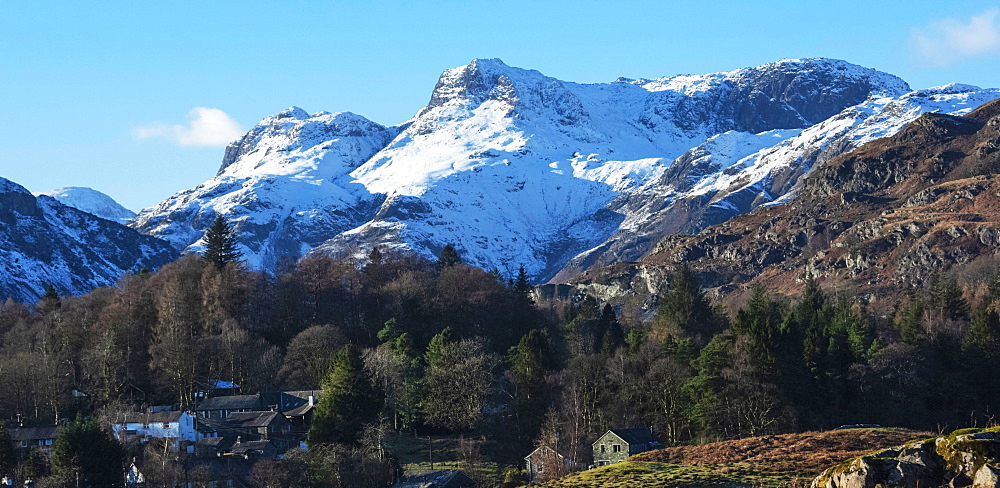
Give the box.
[136,57,977,282]
[35,186,136,224]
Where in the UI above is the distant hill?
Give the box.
[35,186,136,223]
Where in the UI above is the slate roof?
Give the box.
[222,411,281,428]
[607,428,659,445]
[117,411,184,424]
[10,426,58,441]
[229,439,274,455]
[194,394,261,412]
[281,391,321,416]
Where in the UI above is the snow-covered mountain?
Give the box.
[130,58,1000,282]
[35,186,136,223]
[0,177,177,302]
[552,83,1000,280]
[131,109,397,270]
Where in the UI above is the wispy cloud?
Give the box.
[912,8,1000,66]
[135,107,245,147]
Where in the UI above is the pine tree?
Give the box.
[308,346,381,445]
[39,283,61,313]
[436,244,462,270]
[512,265,533,302]
[202,216,243,269]
[50,416,124,488]
[654,265,715,342]
[0,423,13,479]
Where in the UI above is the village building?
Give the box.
[265,390,321,435]
[124,461,145,487]
[591,428,661,466]
[111,410,200,452]
[193,394,264,420]
[10,426,58,455]
[523,446,575,482]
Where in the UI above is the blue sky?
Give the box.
[2,0,1000,211]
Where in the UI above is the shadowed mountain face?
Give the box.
[568,99,1000,311]
[127,58,997,284]
[0,177,177,302]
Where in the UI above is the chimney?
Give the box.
[308,395,315,406]
[236,436,241,445]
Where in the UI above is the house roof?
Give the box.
[279,390,321,417]
[222,411,282,428]
[229,439,274,455]
[117,411,185,424]
[605,428,659,445]
[195,394,261,412]
[11,426,59,441]
[524,445,564,461]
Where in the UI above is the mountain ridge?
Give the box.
[129,57,944,282]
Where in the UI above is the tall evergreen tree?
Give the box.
[39,283,61,313]
[50,417,124,488]
[654,265,716,342]
[436,244,462,270]
[202,216,243,269]
[0,423,13,479]
[308,345,381,445]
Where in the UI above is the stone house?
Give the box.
[591,428,660,466]
[524,446,575,482]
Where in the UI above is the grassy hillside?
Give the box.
[529,428,930,488]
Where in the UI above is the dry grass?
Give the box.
[529,428,931,488]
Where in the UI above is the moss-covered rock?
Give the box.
[812,428,1000,488]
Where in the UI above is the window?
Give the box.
[613,444,621,453]
[45,439,52,446]
[600,445,606,454]
[163,422,169,428]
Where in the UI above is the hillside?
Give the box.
[531,428,930,488]
[128,58,997,283]
[0,176,178,302]
[570,98,1000,311]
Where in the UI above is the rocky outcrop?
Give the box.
[0,177,177,302]
[812,428,1000,488]
[569,98,1000,311]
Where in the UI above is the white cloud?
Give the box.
[135,107,245,147]
[912,8,1000,66]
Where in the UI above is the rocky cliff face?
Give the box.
[131,109,396,270]
[813,427,1000,488]
[0,177,177,302]
[134,58,930,281]
[570,99,1000,310]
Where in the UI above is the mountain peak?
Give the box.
[35,187,136,223]
[276,106,310,120]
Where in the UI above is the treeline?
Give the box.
[2,240,1000,485]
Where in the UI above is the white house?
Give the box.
[112,411,201,452]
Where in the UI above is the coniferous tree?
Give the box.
[39,283,61,313]
[0,423,13,479]
[512,265,533,302]
[436,244,462,270]
[308,345,381,445]
[654,265,716,342]
[202,216,243,269]
[49,416,124,488]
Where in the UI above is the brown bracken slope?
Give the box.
[629,428,930,475]
[571,99,1000,311]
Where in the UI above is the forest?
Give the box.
[2,221,1000,487]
